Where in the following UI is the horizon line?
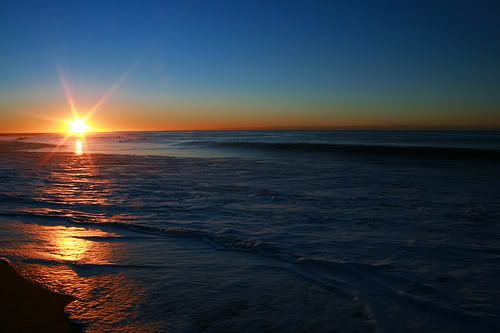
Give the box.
[1,126,500,135]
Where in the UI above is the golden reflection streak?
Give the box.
[10,223,113,265]
[75,139,84,155]
[7,222,155,331]
[53,228,91,262]
[37,149,110,207]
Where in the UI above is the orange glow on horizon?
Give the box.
[51,66,133,136]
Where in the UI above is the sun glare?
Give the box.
[69,118,89,135]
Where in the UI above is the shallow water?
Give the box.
[0,131,499,332]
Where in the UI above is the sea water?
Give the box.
[0,131,499,332]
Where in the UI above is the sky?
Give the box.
[1,0,499,132]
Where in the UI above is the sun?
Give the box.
[69,118,89,136]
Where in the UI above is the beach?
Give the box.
[0,131,499,332]
[0,258,77,332]
[2,0,499,330]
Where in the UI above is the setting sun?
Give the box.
[69,118,89,135]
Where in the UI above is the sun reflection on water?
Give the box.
[2,221,153,331]
[75,139,84,155]
[1,134,158,331]
[7,223,114,265]
[53,228,91,262]
[36,150,113,207]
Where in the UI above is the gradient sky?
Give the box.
[1,0,499,132]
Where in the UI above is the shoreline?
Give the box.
[0,258,80,332]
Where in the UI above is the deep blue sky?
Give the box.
[1,0,499,131]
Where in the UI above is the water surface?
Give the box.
[0,131,499,332]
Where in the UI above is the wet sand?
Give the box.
[0,259,79,333]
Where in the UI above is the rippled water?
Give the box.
[0,131,499,332]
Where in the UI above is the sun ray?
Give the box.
[39,63,135,165]
[38,132,73,166]
[25,111,71,126]
[58,66,79,119]
[83,63,137,122]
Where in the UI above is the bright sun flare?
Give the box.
[69,118,89,135]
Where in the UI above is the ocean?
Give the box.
[0,130,499,332]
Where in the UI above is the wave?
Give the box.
[181,141,500,160]
[0,140,56,152]
[295,258,493,324]
[18,258,166,273]
[0,193,28,203]
[4,209,495,330]
[0,210,291,259]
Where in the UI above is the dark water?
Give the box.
[0,131,499,332]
